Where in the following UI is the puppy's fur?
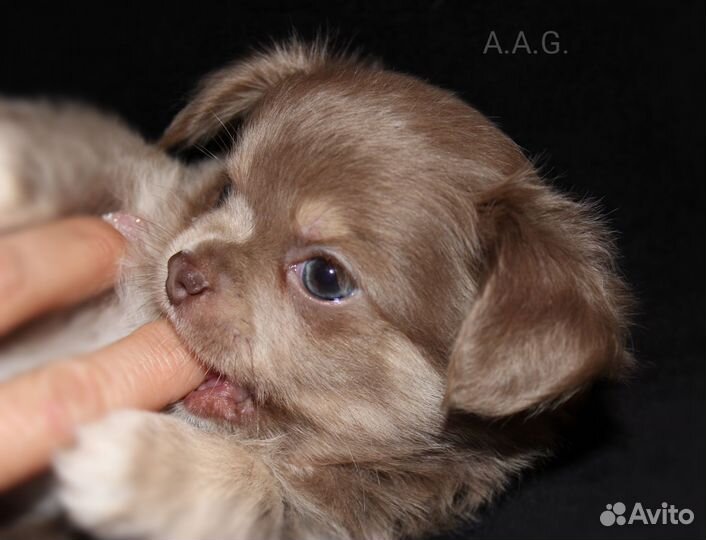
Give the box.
[0,41,632,539]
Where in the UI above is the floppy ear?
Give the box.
[445,172,633,417]
[160,40,348,150]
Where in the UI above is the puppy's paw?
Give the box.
[55,410,270,540]
[54,410,153,538]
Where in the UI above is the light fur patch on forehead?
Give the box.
[168,195,254,257]
[296,199,349,241]
[227,195,255,243]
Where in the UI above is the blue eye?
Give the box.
[301,257,355,301]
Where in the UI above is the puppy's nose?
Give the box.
[166,251,210,306]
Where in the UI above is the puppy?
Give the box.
[0,41,632,539]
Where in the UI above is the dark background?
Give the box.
[0,1,703,538]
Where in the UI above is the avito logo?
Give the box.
[600,502,694,526]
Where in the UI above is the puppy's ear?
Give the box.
[445,172,633,417]
[160,40,360,150]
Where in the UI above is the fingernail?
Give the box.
[102,212,146,241]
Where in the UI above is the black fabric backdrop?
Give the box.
[0,2,703,539]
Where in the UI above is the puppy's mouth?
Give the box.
[183,372,255,424]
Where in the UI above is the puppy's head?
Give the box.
[151,42,631,457]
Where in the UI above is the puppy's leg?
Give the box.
[0,100,180,231]
[55,411,283,540]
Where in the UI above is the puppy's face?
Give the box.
[145,46,631,458]
[158,72,480,451]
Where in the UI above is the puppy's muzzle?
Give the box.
[166,250,210,306]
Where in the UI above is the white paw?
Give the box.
[54,410,151,537]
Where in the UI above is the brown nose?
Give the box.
[166,251,210,306]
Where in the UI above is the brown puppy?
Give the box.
[0,41,631,539]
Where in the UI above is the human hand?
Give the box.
[0,217,203,490]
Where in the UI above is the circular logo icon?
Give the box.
[600,502,627,526]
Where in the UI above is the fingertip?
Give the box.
[80,321,205,413]
[0,217,127,335]
[59,217,126,279]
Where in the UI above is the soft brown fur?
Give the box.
[0,40,631,540]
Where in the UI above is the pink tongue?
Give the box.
[184,374,253,422]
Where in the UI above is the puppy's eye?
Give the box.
[300,257,355,301]
[214,182,233,208]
